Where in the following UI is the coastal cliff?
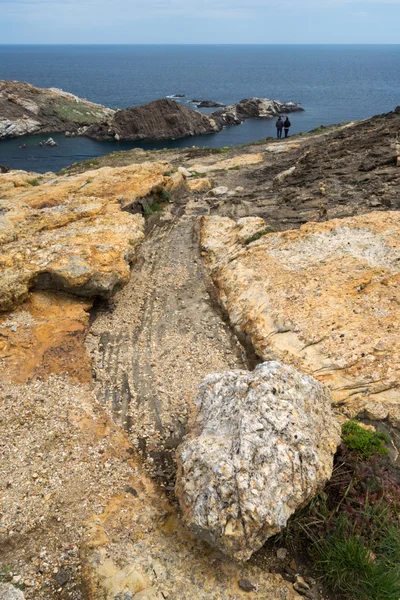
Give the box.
[0,80,115,139]
[1,106,400,600]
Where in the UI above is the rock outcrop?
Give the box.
[0,80,114,139]
[201,212,400,426]
[176,362,340,561]
[0,161,184,311]
[0,584,25,600]
[85,98,221,141]
[212,98,304,127]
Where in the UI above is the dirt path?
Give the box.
[87,206,247,486]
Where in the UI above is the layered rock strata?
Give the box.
[85,98,221,141]
[201,213,400,426]
[0,80,114,139]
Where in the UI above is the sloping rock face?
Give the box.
[212,98,304,127]
[176,362,340,561]
[0,161,184,311]
[85,98,221,141]
[201,212,400,426]
[0,80,114,139]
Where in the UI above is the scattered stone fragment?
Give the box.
[54,568,70,587]
[276,548,288,560]
[210,186,229,196]
[238,579,256,592]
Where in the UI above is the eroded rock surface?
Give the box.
[201,212,400,426]
[0,80,114,139]
[176,362,340,561]
[81,488,302,600]
[0,161,185,311]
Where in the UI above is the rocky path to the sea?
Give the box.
[1,107,400,600]
[87,209,247,487]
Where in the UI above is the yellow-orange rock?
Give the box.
[201,212,400,426]
[186,177,213,193]
[0,162,181,312]
[0,291,92,383]
[189,153,264,174]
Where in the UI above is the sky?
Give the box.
[1,0,400,44]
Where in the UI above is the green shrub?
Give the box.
[26,177,41,186]
[245,227,276,245]
[143,202,162,216]
[160,189,172,203]
[342,420,390,460]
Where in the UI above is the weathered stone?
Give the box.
[0,584,25,600]
[210,186,229,197]
[201,212,400,426]
[175,362,340,561]
[186,178,212,194]
[0,161,180,311]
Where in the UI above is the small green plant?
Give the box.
[143,202,162,216]
[342,420,390,460]
[26,177,41,186]
[228,166,240,171]
[0,564,12,583]
[245,227,276,245]
[160,189,172,203]
[190,171,208,178]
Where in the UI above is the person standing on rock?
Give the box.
[276,116,284,139]
[284,116,291,138]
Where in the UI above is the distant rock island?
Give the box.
[0,80,304,142]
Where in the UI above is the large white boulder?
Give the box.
[176,361,340,561]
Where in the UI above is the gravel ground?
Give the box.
[0,377,138,599]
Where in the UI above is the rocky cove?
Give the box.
[0,104,400,600]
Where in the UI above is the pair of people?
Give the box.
[275,116,291,139]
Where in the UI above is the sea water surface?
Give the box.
[1,44,400,172]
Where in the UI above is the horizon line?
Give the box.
[1,42,400,46]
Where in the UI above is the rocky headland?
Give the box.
[1,105,400,600]
[0,81,114,139]
[0,81,303,142]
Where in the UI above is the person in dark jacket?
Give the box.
[284,116,291,138]
[276,116,284,139]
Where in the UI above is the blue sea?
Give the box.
[1,44,400,173]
